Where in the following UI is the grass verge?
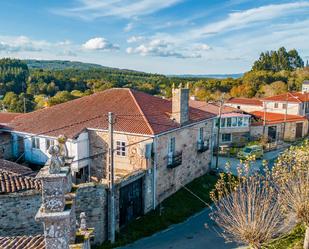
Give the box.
[96,173,219,249]
[266,225,305,249]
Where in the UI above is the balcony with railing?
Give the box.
[197,140,209,153]
[167,152,182,169]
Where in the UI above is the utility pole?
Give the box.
[23,96,26,113]
[283,85,289,141]
[108,112,115,243]
[215,94,225,171]
[262,102,267,137]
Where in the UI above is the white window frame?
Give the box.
[45,138,54,151]
[221,133,232,143]
[32,137,40,150]
[116,141,126,157]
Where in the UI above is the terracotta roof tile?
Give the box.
[8,88,215,138]
[0,160,41,194]
[0,235,45,249]
[226,98,263,106]
[263,92,309,103]
[189,100,239,115]
[251,111,307,125]
[0,112,23,125]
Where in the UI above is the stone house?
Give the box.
[250,111,308,141]
[0,86,215,231]
[190,100,251,146]
[225,98,263,112]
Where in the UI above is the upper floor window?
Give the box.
[282,103,287,109]
[46,138,54,150]
[198,127,204,141]
[168,137,176,155]
[32,137,40,149]
[222,133,231,142]
[116,141,126,156]
[274,103,278,108]
[226,118,232,127]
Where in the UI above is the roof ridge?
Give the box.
[128,89,155,135]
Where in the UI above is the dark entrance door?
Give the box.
[119,178,143,226]
[268,126,277,140]
[296,122,303,139]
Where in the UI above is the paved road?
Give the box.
[119,208,240,249]
[119,147,288,249]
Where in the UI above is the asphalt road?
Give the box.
[119,148,287,249]
[119,208,240,249]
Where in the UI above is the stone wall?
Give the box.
[0,132,13,160]
[0,190,42,236]
[155,120,213,203]
[75,183,107,244]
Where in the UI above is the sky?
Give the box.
[0,0,309,75]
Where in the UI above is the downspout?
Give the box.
[210,118,215,169]
[152,136,158,210]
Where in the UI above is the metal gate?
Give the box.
[119,178,143,226]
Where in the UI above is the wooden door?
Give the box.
[296,123,303,139]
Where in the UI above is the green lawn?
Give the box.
[266,225,305,249]
[96,173,219,249]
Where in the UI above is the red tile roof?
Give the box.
[8,88,215,138]
[0,112,23,125]
[0,160,41,194]
[226,98,263,106]
[189,100,239,115]
[263,92,309,103]
[0,235,45,249]
[251,111,307,125]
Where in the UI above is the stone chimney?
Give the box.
[302,80,309,93]
[172,83,189,125]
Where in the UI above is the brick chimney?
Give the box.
[172,83,189,125]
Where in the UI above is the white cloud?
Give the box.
[193,43,211,51]
[54,0,183,19]
[127,36,144,43]
[188,1,309,38]
[126,38,202,59]
[82,37,119,51]
[124,22,134,32]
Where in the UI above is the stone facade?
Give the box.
[0,132,13,160]
[155,121,213,203]
[0,190,42,237]
[75,183,107,244]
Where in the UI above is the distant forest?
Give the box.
[0,47,308,113]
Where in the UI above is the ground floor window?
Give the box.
[32,137,40,149]
[116,141,127,156]
[75,166,89,183]
[221,133,232,142]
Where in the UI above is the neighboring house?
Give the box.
[0,159,42,237]
[1,86,215,225]
[250,111,308,141]
[190,100,251,146]
[225,98,263,112]
[263,92,309,116]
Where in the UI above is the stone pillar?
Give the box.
[172,84,189,125]
[35,167,72,249]
[35,145,73,249]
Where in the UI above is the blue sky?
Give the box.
[0,0,309,74]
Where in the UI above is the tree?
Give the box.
[272,140,309,249]
[210,161,285,249]
[258,81,287,97]
[252,47,304,72]
[47,91,76,106]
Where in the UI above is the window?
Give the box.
[238,117,243,127]
[226,118,232,127]
[45,138,54,150]
[243,117,249,127]
[274,103,278,108]
[237,106,241,109]
[168,137,176,155]
[116,141,126,156]
[222,133,232,142]
[221,118,226,128]
[32,137,40,149]
[282,103,287,109]
[198,127,204,141]
[231,117,237,127]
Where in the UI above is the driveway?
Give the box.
[212,147,287,175]
[119,208,240,249]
